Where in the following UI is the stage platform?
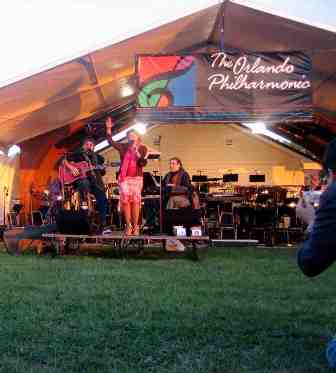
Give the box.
[42,233,210,261]
[3,227,259,259]
[211,239,258,247]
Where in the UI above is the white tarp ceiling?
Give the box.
[0,0,219,88]
[1,0,335,88]
[0,0,335,157]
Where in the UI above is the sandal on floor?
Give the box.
[132,225,140,236]
[124,224,133,236]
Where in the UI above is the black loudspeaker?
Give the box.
[56,210,91,235]
[163,207,202,235]
[192,175,208,182]
[223,173,239,182]
[249,174,265,182]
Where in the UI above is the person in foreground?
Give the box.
[296,139,336,368]
[105,117,148,235]
[296,139,336,277]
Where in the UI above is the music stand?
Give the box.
[223,174,239,182]
[145,152,162,233]
[147,153,160,160]
[13,203,23,215]
[192,175,208,195]
[3,187,8,225]
[192,175,208,182]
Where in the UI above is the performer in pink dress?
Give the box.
[106,117,148,235]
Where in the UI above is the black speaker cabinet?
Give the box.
[56,210,91,235]
[192,175,208,182]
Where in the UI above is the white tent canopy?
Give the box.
[0,0,335,158]
[1,0,335,88]
[0,0,219,88]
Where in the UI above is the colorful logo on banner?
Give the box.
[136,52,312,123]
[137,56,196,108]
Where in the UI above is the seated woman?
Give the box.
[163,157,193,209]
[162,158,201,235]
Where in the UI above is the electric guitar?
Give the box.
[59,161,117,185]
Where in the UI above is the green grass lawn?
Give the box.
[0,245,335,373]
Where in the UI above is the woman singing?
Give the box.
[106,117,148,235]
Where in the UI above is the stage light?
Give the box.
[133,122,147,134]
[242,122,291,144]
[57,196,63,201]
[289,202,296,208]
[249,122,266,134]
[121,85,134,97]
[94,140,109,152]
[8,144,21,157]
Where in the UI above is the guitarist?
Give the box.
[63,137,108,233]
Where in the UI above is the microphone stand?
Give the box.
[3,186,8,226]
[159,174,163,234]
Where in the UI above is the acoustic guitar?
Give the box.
[59,161,108,185]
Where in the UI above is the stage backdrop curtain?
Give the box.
[0,154,20,225]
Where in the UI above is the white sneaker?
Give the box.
[80,202,89,210]
[166,238,185,252]
[102,228,113,235]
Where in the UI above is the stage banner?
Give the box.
[136,52,312,123]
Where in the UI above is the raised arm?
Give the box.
[105,117,123,152]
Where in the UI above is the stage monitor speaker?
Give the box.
[192,175,208,182]
[56,210,91,235]
[223,173,239,182]
[249,174,265,182]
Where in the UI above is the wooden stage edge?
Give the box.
[41,233,211,261]
[42,233,210,241]
[3,231,259,260]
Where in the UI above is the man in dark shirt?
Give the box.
[296,139,336,277]
[63,137,108,232]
